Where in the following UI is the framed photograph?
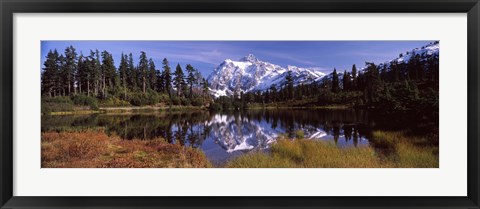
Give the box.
[1,0,479,208]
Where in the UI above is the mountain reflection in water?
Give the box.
[41,109,431,166]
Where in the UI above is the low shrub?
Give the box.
[43,96,72,104]
[128,93,147,106]
[99,97,130,107]
[128,90,166,106]
[41,96,74,114]
[190,97,204,106]
[72,94,99,110]
[180,97,191,106]
[41,130,211,168]
[170,97,181,105]
[41,131,108,164]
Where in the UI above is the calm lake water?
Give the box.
[41,109,437,166]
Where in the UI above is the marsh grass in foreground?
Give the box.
[41,130,437,168]
[41,130,211,168]
[227,131,438,168]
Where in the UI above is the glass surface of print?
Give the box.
[40,41,439,168]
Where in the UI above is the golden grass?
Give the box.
[100,105,206,112]
[41,131,211,168]
[227,131,438,168]
[41,130,438,168]
[371,131,439,168]
[49,110,105,115]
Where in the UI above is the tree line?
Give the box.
[42,44,439,113]
[41,46,211,107]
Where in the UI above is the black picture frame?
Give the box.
[1,0,479,208]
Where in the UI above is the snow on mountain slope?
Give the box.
[393,41,439,64]
[359,41,440,73]
[207,54,326,97]
[207,114,278,152]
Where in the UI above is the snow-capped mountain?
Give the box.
[361,41,440,74]
[389,41,439,65]
[320,41,439,83]
[207,54,326,97]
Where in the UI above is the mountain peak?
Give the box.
[239,54,259,62]
[208,55,327,98]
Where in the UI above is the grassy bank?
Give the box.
[247,104,351,110]
[41,130,211,168]
[211,96,354,111]
[262,98,352,109]
[46,105,207,115]
[227,131,438,168]
[49,110,106,115]
[42,94,209,115]
[100,105,207,113]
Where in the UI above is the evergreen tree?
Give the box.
[343,70,351,91]
[118,53,129,99]
[84,51,93,96]
[186,64,197,98]
[202,78,209,102]
[174,63,185,97]
[76,54,86,94]
[413,54,424,80]
[41,50,58,97]
[63,46,77,95]
[380,64,388,81]
[101,50,116,98]
[53,50,63,96]
[391,60,399,82]
[148,59,157,90]
[364,62,382,103]
[285,71,294,99]
[89,50,101,97]
[194,70,204,97]
[356,71,365,91]
[331,68,339,93]
[269,85,278,103]
[127,53,137,89]
[84,53,93,96]
[155,69,164,93]
[296,84,303,99]
[181,78,189,99]
[351,64,357,89]
[162,58,172,96]
[138,51,149,94]
[57,54,66,96]
[407,52,420,80]
[427,55,439,81]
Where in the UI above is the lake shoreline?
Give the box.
[46,105,354,115]
[46,105,208,115]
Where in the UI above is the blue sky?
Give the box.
[41,41,434,76]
